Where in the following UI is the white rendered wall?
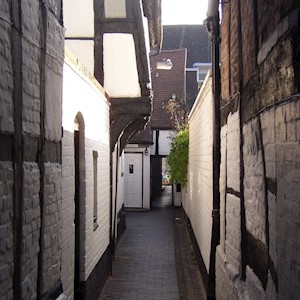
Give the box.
[187,73,213,271]
[63,0,94,37]
[65,40,95,74]
[104,0,127,18]
[150,130,174,156]
[103,33,141,98]
[158,130,173,156]
[62,51,110,298]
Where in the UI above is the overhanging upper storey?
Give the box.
[94,0,162,150]
[63,0,162,151]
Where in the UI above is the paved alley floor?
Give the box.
[99,186,205,300]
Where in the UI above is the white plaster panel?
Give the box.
[65,40,95,74]
[158,130,174,156]
[103,33,141,98]
[63,0,94,37]
[104,0,127,18]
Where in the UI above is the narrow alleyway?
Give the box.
[99,186,205,300]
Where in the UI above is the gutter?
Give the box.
[204,1,221,299]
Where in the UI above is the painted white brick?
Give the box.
[245,266,267,300]
[226,111,240,192]
[21,0,40,46]
[22,163,40,300]
[45,11,64,142]
[225,194,241,271]
[0,162,14,299]
[42,163,62,295]
[61,55,110,297]
[22,39,41,136]
[219,125,227,253]
[243,118,267,245]
[187,74,213,271]
[275,101,300,300]
[0,20,14,134]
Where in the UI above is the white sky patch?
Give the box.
[162,0,208,25]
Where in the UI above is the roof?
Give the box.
[162,25,211,68]
[150,49,187,129]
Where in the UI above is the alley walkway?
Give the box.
[99,186,205,300]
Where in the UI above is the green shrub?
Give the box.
[167,129,189,186]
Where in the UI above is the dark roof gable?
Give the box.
[162,25,211,68]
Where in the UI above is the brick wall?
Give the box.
[62,53,110,298]
[217,0,300,299]
[0,0,64,298]
[187,72,213,272]
[0,163,14,299]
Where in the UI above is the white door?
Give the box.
[124,153,143,208]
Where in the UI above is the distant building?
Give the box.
[163,25,212,109]
[128,49,186,202]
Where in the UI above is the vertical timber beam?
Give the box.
[10,0,23,298]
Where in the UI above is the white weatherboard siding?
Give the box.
[62,52,110,298]
[187,73,213,271]
[103,33,141,98]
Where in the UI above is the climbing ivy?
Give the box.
[167,129,189,187]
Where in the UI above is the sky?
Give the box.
[162,0,209,25]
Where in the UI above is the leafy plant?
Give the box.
[167,129,189,186]
[163,94,188,131]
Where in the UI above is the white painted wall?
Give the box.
[159,130,174,155]
[63,0,94,37]
[103,33,141,98]
[65,40,95,74]
[150,130,174,156]
[62,50,110,298]
[187,72,213,272]
[104,0,127,18]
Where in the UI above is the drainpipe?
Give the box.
[205,1,221,299]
